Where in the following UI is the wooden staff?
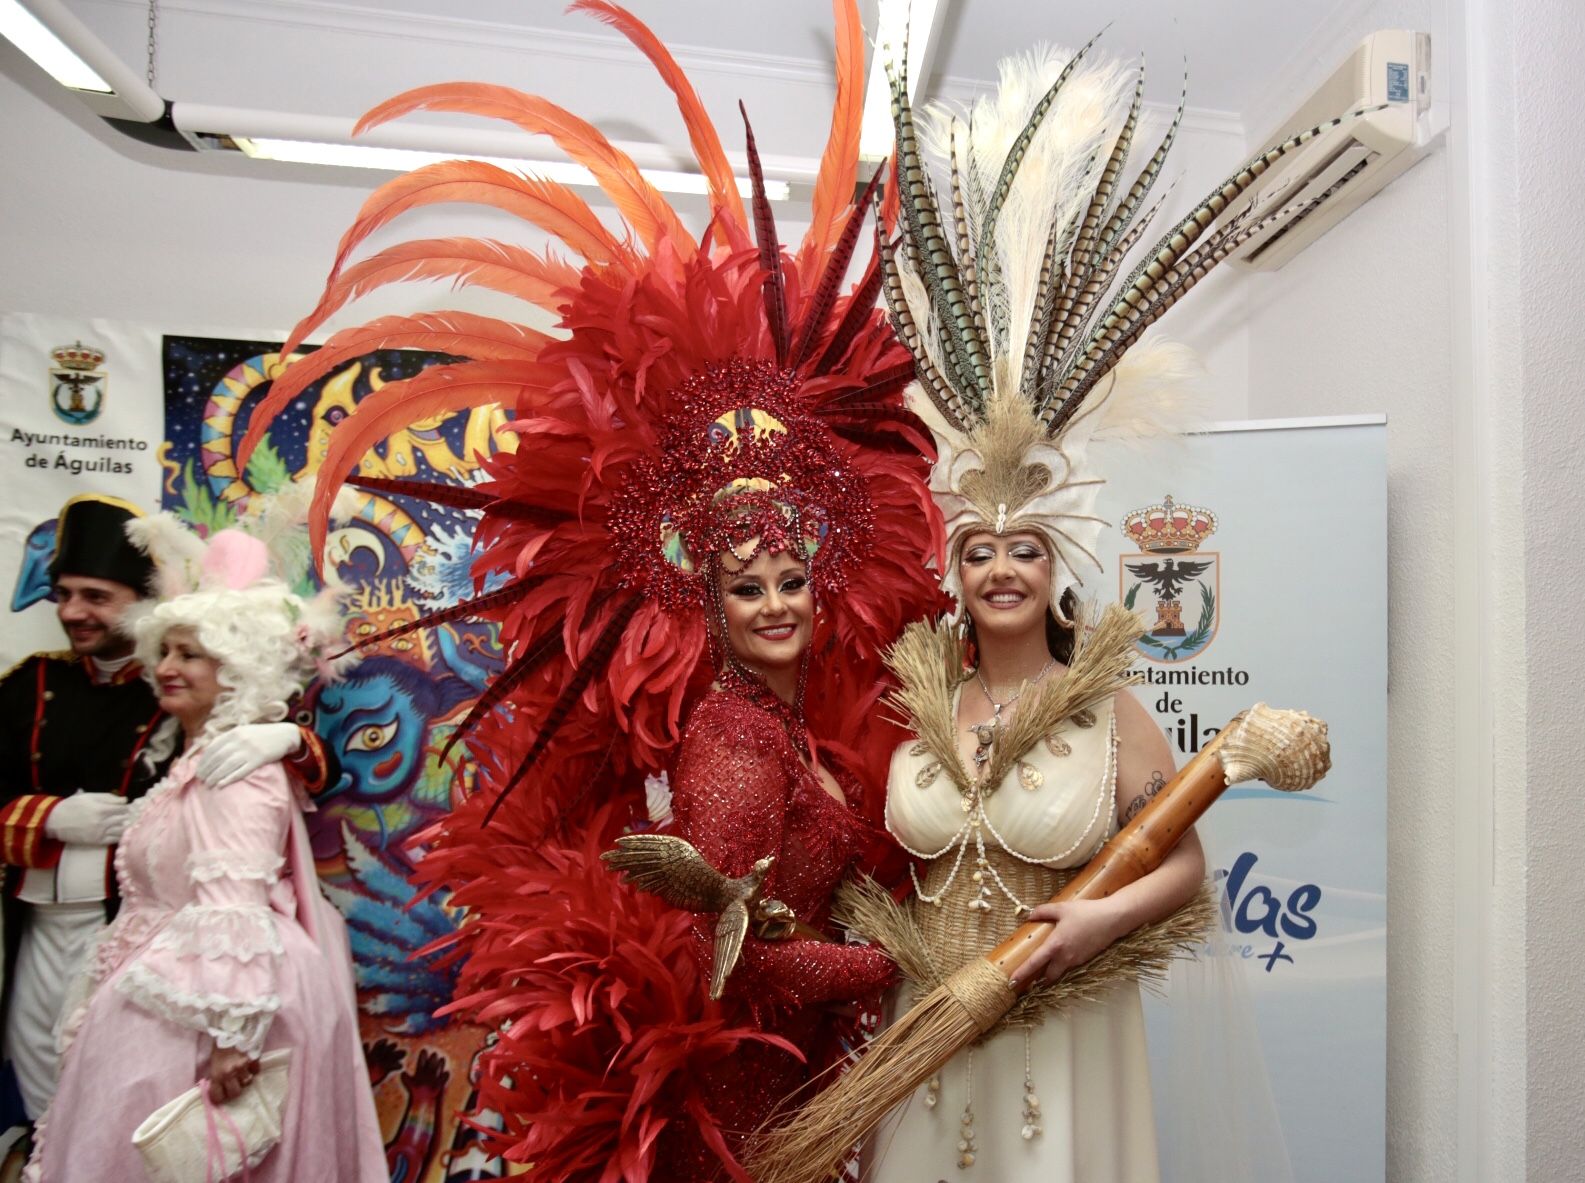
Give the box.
[748,703,1331,1183]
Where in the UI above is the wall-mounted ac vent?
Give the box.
[1222,29,1435,271]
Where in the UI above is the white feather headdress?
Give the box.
[879,35,1355,614]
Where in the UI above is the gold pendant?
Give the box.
[1044,734,1072,758]
[909,740,929,756]
[915,760,942,789]
[1017,761,1043,791]
[1073,708,1096,728]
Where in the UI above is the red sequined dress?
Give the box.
[656,673,896,1178]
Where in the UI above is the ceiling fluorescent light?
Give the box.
[172,105,790,200]
[0,0,163,120]
[0,0,108,91]
[233,137,786,201]
[859,0,948,161]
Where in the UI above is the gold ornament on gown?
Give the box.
[602,834,812,999]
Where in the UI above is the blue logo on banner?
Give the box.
[1218,850,1322,972]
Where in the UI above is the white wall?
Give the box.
[0,39,599,336]
[1241,0,1585,1177]
[1241,5,1464,1179]
[1503,0,1585,1177]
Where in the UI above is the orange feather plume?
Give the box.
[795,0,865,282]
[236,312,553,473]
[570,0,747,239]
[307,358,564,559]
[290,238,580,353]
[356,83,695,259]
[313,161,631,313]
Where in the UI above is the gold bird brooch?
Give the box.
[602,833,821,999]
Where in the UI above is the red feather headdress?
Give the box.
[241,2,943,1176]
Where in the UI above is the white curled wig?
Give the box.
[132,582,341,742]
[123,482,356,754]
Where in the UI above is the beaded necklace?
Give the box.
[716,663,812,763]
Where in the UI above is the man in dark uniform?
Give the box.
[0,494,336,1129]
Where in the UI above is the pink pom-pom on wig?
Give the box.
[200,529,271,591]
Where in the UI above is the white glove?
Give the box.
[44,792,131,845]
[196,723,304,789]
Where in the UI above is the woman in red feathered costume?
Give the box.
[237,2,944,1179]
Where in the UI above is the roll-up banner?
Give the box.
[1095,420,1387,1183]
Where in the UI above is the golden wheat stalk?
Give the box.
[834,874,1217,1032]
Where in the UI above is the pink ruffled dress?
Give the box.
[26,753,385,1182]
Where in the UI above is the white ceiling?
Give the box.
[932,0,1357,112]
[54,0,1357,124]
[605,0,1362,113]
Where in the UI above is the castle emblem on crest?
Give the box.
[1119,495,1219,663]
[49,341,107,426]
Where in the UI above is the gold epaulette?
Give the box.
[0,650,73,687]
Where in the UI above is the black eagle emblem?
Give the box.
[1126,558,1212,600]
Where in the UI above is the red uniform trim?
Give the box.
[0,794,64,868]
[118,706,165,798]
[29,660,47,793]
[284,728,329,797]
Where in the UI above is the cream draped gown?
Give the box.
[871,693,1161,1182]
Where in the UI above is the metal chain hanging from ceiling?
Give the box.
[145,0,159,88]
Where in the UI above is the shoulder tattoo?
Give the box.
[1121,769,1168,823]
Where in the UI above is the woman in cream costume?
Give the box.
[859,33,1277,1181]
[874,540,1203,1181]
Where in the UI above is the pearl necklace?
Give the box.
[898,715,1118,915]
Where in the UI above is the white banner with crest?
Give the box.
[0,313,167,666]
[1093,418,1387,1183]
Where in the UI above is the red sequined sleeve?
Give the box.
[670,698,895,1008]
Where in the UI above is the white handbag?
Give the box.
[131,1048,291,1183]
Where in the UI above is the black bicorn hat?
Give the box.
[48,494,156,594]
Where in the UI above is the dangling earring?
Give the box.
[703,560,732,679]
[957,614,979,674]
[794,561,814,716]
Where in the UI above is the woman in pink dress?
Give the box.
[26,519,385,1182]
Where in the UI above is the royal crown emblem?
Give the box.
[51,342,106,372]
[1119,494,1220,663]
[1119,494,1217,554]
[48,340,107,426]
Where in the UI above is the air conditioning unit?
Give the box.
[1222,29,1435,271]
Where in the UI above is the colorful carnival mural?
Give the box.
[159,335,513,1182]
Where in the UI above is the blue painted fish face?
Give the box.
[313,666,427,804]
